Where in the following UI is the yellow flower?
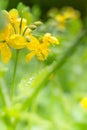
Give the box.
[55,14,66,29]
[1,8,59,64]
[7,10,31,48]
[26,44,50,62]
[26,35,46,61]
[26,34,59,62]
[2,9,31,49]
[80,97,87,109]
[55,7,79,29]
[64,7,79,20]
[0,10,28,63]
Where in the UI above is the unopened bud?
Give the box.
[34,21,42,26]
[29,25,37,30]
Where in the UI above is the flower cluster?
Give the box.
[55,7,79,29]
[0,9,59,63]
[26,33,59,61]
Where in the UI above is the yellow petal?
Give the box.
[9,9,18,20]
[14,18,27,34]
[64,7,79,19]
[26,51,35,62]
[29,35,39,45]
[0,24,13,41]
[43,33,59,45]
[26,35,39,50]
[37,44,49,60]
[0,43,11,63]
[8,35,27,49]
[0,43,4,49]
[56,14,66,22]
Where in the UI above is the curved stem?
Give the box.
[21,30,87,110]
[11,50,19,99]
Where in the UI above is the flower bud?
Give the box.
[34,21,42,26]
[29,25,37,30]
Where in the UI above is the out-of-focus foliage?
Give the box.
[0,12,7,30]
[0,0,9,10]
[0,0,8,30]
[17,2,41,23]
[17,2,33,24]
[7,0,87,20]
[0,1,87,130]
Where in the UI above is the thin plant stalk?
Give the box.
[11,50,19,98]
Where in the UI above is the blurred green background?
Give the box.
[7,0,87,19]
[0,0,87,130]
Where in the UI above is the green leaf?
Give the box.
[15,62,56,103]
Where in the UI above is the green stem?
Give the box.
[11,50,19,99]
[21,30,87,110]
